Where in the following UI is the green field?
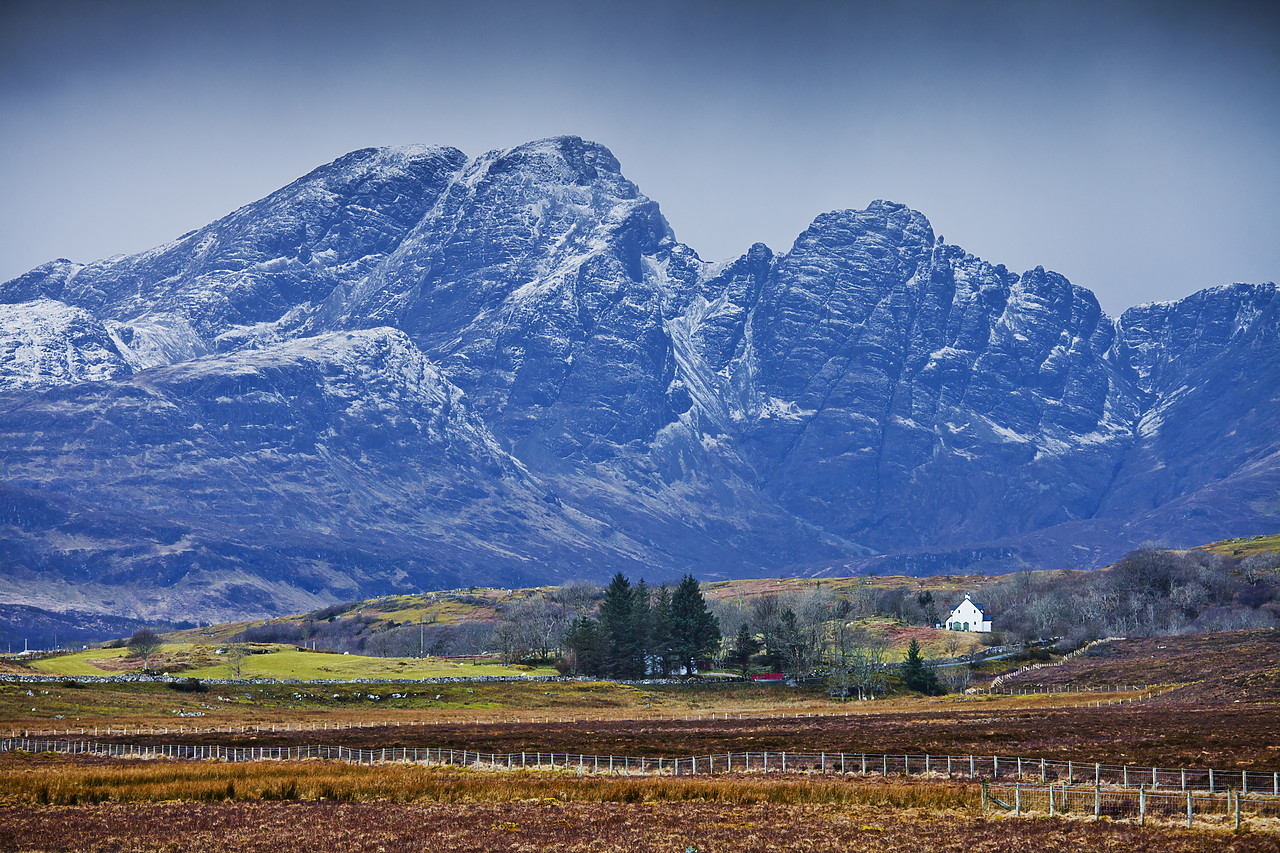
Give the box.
[29,644,557,680]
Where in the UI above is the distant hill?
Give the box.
[0,603,166,652]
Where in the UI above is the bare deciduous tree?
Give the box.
[127,628,164,673]
[224,643,250,679]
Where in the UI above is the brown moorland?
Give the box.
[997,629,1280,704]
[0,799,1274,853]
[19,699,1278,771]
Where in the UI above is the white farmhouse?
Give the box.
[944,594,991,632]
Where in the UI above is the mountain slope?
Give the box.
[0,329,654,621]
[0,136,1275,619]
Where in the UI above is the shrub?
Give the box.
[168,677,207,693]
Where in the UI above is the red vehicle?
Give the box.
[751,672,786,682]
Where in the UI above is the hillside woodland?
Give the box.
[212,544,1280,695]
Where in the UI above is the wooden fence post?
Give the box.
[1139,785,1146,826]
[1094,784,1100,820]
[1186,790,1192,828]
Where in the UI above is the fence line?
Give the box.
[989,637,1125,689]
[2,737,1276,797]
[984,780,1277,829]
[984,684,1179,704]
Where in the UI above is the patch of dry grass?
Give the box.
[0,756,978,812]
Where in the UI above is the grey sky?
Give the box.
[1,0,1276,314]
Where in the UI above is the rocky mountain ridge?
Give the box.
[1,136,1276,621]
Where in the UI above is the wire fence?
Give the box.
[3,737,1277,796]
[984,780,1280,828]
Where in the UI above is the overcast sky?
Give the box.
[1,0,1276,314]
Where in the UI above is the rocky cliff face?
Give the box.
[1,137,1276,619]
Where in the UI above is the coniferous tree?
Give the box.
[630,578,653,677]
[650,584,677,676]
[598,572,639,678]
[670,574,720,675]
[900,638,943,695]
[563,616,604,676]
[725,622,761,679]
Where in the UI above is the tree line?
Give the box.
[560,573,721,678]
[189,544,1280,694]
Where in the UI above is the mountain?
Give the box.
[1,136,1276,621]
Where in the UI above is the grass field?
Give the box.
[28,643,557,680]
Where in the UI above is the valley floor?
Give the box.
[2,629,1278,850]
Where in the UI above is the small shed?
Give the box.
[944,594,991,632]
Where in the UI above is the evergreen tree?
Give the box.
[650,584,677,676]
[630,578,653,677]
[670,574,720,675]
[563,616,603,676]
[725,622,761,679]
[598,572,641,678]
[900,638,943,695]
